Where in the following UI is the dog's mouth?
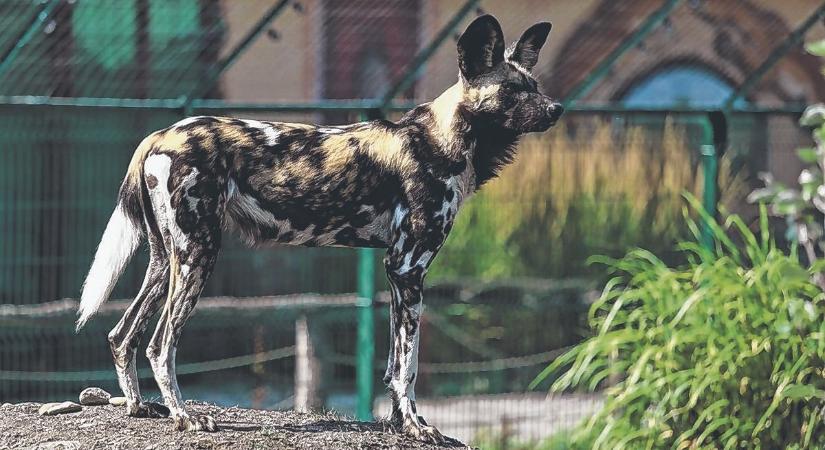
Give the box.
[528,115,559,132]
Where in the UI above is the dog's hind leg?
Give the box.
[143,152,224,431]
[107,229,170,419]
[146,238,219,431]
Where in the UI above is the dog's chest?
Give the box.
[436,174,468,227]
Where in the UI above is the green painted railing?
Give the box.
[356,247,376,421]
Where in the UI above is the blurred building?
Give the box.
[218,0,825,107]
[3,0,822,108]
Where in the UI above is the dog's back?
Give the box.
[133,115,431,249]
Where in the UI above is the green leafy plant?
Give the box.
[533,200,825,449]
[749,39,825,289]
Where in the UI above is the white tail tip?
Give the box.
[76,204,142,331]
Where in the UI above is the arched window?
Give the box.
[621,66,746,108]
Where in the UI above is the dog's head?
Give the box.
[456,15,562,134]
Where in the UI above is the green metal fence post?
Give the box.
[356,247,375,421]
[671,113,719,251]
[700,144,718,250]
[698,115,717,251]
[356,112,376,421]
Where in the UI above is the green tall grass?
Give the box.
[534,201,825,449]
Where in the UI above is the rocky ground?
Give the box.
[0,400,468,450]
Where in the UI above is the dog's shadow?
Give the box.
[279,419,380,433]
[216,422,262,432]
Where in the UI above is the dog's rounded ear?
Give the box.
[457,14,505,80]
[506,22,552,71]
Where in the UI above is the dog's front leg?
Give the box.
[383,204,450,444]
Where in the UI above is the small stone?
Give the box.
[109,396,127,406]
[32,441,82,450]
[79,387,111,405]
[1,402,11,408]
[38,401,82,416]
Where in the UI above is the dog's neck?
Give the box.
[429,82,465,156]
[425,81,520,189]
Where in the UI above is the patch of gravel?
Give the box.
[0,401,468,450]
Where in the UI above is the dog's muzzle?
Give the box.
[527,102,564,132]
[546,102,564,124]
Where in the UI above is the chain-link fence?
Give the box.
[1,0,823,446]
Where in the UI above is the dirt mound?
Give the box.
[0,401,467,449]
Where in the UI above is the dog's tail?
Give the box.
[76,136,154,331]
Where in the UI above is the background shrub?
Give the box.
[535,203,825,449]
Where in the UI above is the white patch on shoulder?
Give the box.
[241,119,267,129]
[242,119,279,145]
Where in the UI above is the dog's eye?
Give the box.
[501,83,521,93]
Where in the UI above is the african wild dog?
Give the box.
[75,15,562,442]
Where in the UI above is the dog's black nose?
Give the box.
[547,102,564,119]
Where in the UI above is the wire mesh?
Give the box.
[0,0,823,447]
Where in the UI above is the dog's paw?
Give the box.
[173,414,218,432]
[129,401,170,419]
[403,421,445,444]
